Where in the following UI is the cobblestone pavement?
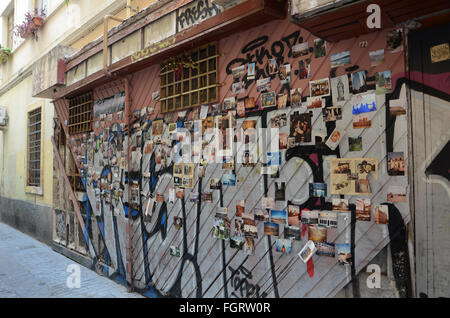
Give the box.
[0,222,143,298]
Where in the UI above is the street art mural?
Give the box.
[53,18,415,298]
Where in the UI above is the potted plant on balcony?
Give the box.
[0,45,12,64]
[14,8,46,41]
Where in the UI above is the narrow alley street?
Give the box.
[0,222,142,298]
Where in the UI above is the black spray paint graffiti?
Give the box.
[176,0,221,31]
[228,264,268,298]
[225,30,310,95]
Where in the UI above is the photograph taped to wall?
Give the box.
[387,185,407,202]
[290,88,303,108]
[310,78,330,97]
[264,221,279,236]
[256,77,271,92]
[284,225,301,240]
[313,38,326,58]
[356,198,371,221]
[275,238,292,254]
[331,74,350,105]
[369,49,385,66]
[316,242,335,257]
[330,158,378,195]
[298,58,311,79]
[293,42,309,58]
[332,198,349,212]
[307,96,324,109]
[290,113,311,143]
[298,240,316,263]
[280,64,291,84]
[330,50,350,68]
[322,106,342,122]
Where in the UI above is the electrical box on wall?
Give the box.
[0,107,8,129]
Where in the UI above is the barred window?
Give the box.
[68,91,93,135]
[27,107,41,187]
[160,42,219,113]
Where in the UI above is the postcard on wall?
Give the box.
[336,243,352,265]
[298,58,311,79]
[307,96,324,109]
[270,209,287,225]
[230,236,245,250]
[237,101,245,117]
[308,225,327,243]
[348,136,363,152]
[280,64,291,84]
[268,59,278,75]
[387,152,405,176]
[275,182,286,201]
[293,42,309,58]
[232,82,246,95]
[170,246,180,257]
[290,88,303,108]
[332,198,349,212]
[387,185,407,202]
[174,216,183,230]
[256,77,271,93]
[244,237,255,255]
[254,208,269,222]
[375,70,392,94]
[351,93,376,115]
[331,74,350,105]
[247,63,256,80]
[213,217,231,240]
[152,120,164,136]
[389,98,407,116]
[330,158,378,195]
[271,113,287,128]
[356,198,371,221]
[352,114,371,129]
[279,133,288,149]
[316,242,336,257]
[245,96,256,109]
[322,106,342,122]
[318,211,338,228]
[430,43,450,63]
[277,93,288,109]
[234,218,244,237]
[262,197,275,211]
[375,205,389,224]
[222,173,236,186]
[298,240,316,263]
[275,238,292,254]
[330,50,351,68]
[232,65,246,80]
[351,70,367,94]
[309,182,327,198]
[325,125,346,150]
[310,78,331,97]
[223,97,236,110]
[261,91,276,108]
[313,38,326,58]
[301,209,318,225]
[369,49,384,66]
[264,221,279,236]
[284,226,301,241]
[290,113,312,143]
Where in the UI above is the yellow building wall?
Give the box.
[0,75,54,206]
[70,0,158,50]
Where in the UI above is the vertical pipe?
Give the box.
[124,76,134,292]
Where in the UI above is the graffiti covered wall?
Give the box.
[53,17,412,297]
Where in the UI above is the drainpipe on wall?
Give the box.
[103,15,123,77]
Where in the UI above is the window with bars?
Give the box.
[68,92,93,135]
[27,107,41,187]
[160,42,219,113]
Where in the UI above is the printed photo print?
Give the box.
[290,113,312,143]
[275,238,292,254]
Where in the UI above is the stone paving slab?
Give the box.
[0,222,143,298]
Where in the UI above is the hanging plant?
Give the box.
[14,8,47,41]
[0,45,12,64]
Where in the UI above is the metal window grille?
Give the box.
[28,107,41,187]
[68,91,93,135]
[160,42,219,113]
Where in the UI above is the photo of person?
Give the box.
[331,74,350,105]
[290,113,312,143]
[275,238,292,254]
[298,58,311,79]
[174,217,183,230]
[314,38,326,58]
